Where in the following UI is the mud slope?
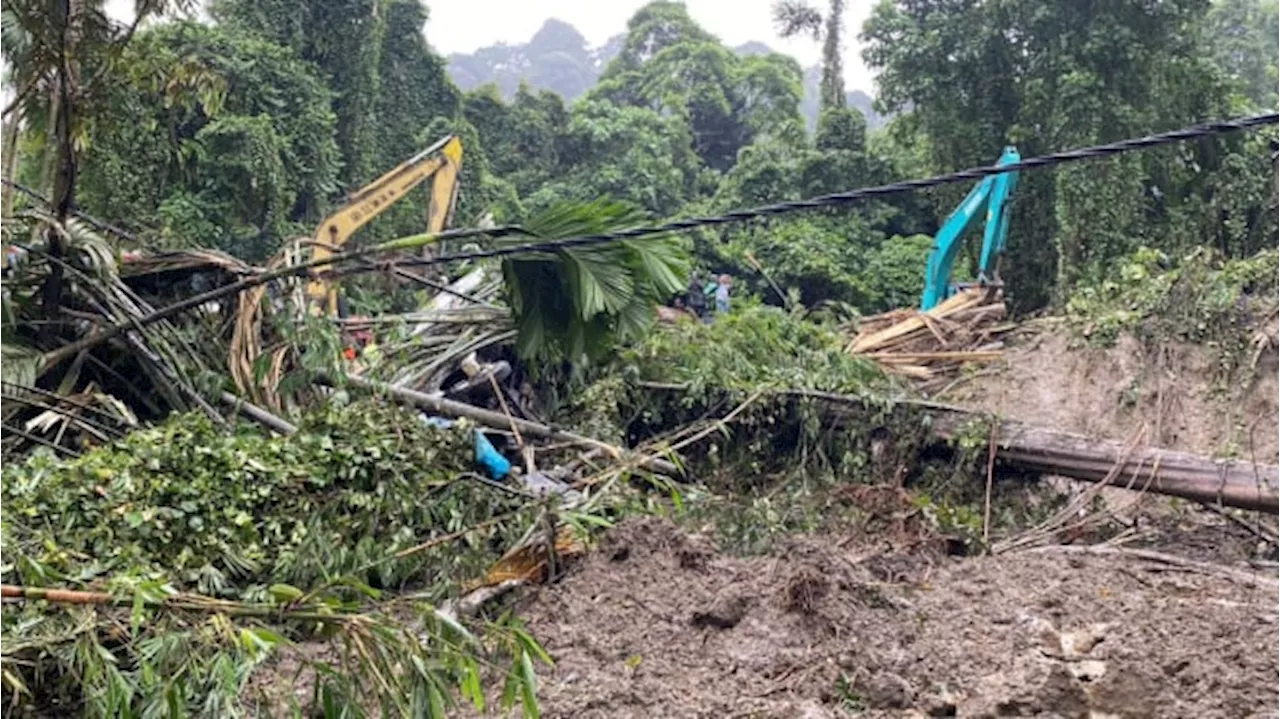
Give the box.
[946,329,1279,464]
[518,518,1278,719]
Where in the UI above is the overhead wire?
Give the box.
[1,178,144,244]
[5,112,1278,349]
[386,112,1278,270]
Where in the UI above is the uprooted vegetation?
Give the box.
[0,401,552,716]
[0,294,1048,715]
[12,221,1280,711]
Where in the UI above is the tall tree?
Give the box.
[211,0,387,186]
[1205,0,1279,110]
[861,0,1256,311]
[772,0,846,111]
[76,21,341,260]
[594,1,805,172]
[2,0,195,337]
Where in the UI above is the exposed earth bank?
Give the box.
[947,325,1279,464]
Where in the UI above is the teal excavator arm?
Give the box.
[920,146,1020,310]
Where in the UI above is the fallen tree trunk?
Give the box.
[929,414,1278,514]
[776,390,1278,513]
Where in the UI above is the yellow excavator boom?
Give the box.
[305,134,463,315]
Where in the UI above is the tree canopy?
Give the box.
[4,0,1275,311]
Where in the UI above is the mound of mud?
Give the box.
[518,517,1278,718]
[951,330,1279,464]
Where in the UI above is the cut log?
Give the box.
[930,414,1278,514]
[848,290,984,353]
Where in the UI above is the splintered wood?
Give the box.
[846,287,1012,383]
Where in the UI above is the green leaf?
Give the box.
[268,583,304,603]
[432,608,480,649]
[519,649,540,719]
[512,626,553,667]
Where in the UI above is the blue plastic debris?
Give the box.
[419,414,511,479]
[473,430,511,479]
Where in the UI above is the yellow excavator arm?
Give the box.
[305,134,464,315]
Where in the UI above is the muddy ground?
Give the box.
[509,328,1280,718]
[516,517,1278,719]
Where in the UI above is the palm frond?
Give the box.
[0,342,41,389]
[497,199,690,364]
[772,0,824,40]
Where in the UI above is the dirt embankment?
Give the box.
[508,325,1280,718]
[516,517,1277,719]
[945,328,1278,464]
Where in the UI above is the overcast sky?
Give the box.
[99,0,878,93]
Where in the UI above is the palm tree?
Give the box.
[772,0,846,112]
[2,0,193,332]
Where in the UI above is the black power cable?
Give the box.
[388,112,1278,270]
[1,178,142,243]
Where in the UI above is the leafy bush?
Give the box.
[560,300,908,493]
[0,400,552,718]
[617,298,889,398]
[1066,246,1278,350]
[2,400,532,599]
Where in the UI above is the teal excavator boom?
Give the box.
[920,146,1020,310]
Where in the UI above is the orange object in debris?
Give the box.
[342,347,357,361]
[465,525,585,591]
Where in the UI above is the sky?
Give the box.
[99,0,879,94]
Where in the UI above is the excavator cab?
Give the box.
[919,146,1019,310]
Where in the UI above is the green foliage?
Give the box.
[212,0,387,185]
[2,400,533,597]
[77,21,341,259]
[1065,246,1278,382]
[501,199,688,364]
[774,0,848,112]
[862,0,1273,313]
[862,233,937,310]
[1,395,555,717]
[594,1,805,171]
[622,299,885,396]
[359,0,465,242]
[1206,0,1279,110]
[522,99,702,216]
[409,115,522,228]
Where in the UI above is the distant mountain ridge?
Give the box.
[444,18,888,131]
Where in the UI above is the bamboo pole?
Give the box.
[332,374,682,477]
[219,392,297,435]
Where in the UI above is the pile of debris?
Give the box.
[846,287,1013,387]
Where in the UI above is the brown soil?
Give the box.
[517,517,1278,719]
[944,328,1279,464]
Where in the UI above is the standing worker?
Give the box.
[687,271,708,320]
[714,274,732,315]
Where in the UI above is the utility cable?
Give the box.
[389,112,1278,270]
[1,178,142,243]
